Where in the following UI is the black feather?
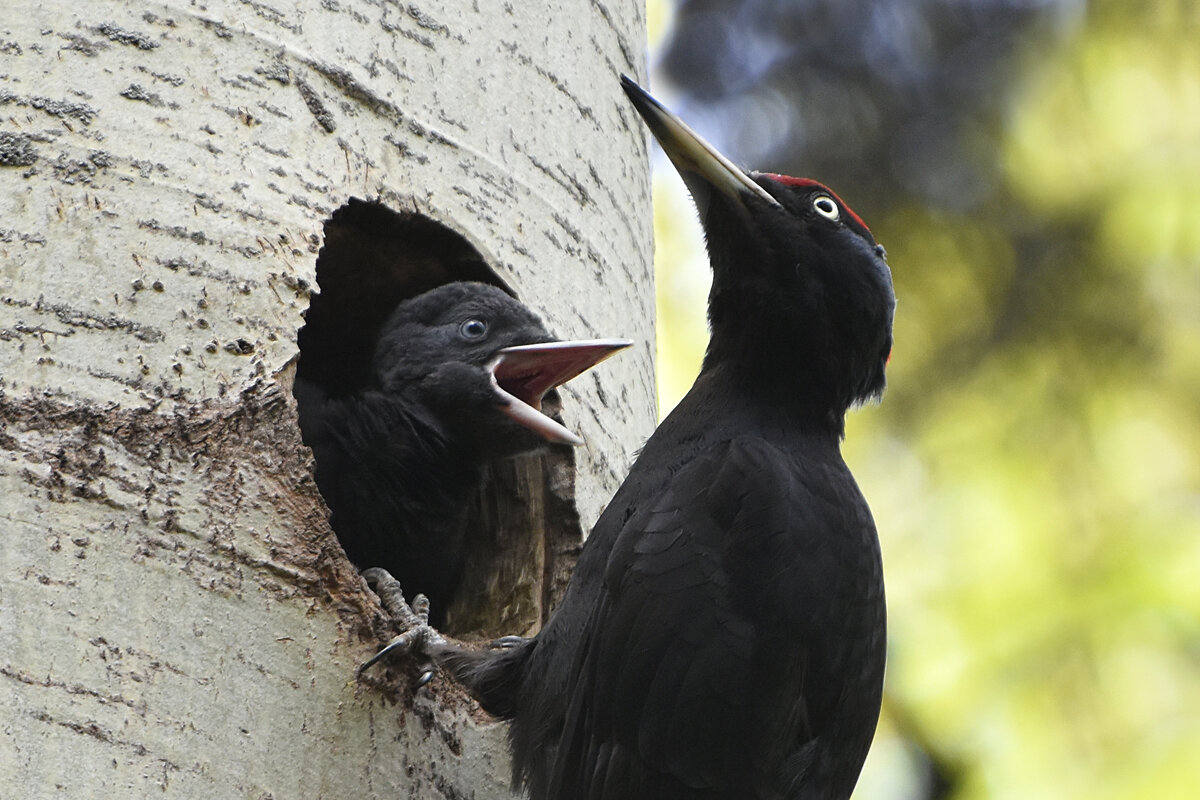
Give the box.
[426,80,894,799]
[297,282,558,626]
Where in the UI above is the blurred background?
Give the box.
[642,0,1200,797]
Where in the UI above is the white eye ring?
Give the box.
[813,195,840,221]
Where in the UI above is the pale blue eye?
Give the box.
[460,319,488,339]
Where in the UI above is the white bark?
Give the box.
[0,2,654,797]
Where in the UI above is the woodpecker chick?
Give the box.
[297,281,629,627]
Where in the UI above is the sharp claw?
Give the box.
[359,631,413,673]
[358,568,447,677]
[491,635,528,650]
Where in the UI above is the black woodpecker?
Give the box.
[365,78,895,800]
[296,281,629,627]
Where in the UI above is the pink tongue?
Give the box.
[489,371,582,445]
[489,338,633,446]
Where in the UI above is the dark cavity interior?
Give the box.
[296,197,511,398]
[295,198,579,638]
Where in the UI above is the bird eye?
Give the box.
[813,195,840,221]
[459,319,488,339]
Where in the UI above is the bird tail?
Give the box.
[431,638,531,720]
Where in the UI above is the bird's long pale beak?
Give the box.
[488,338,633,446]
[620,75,781,212]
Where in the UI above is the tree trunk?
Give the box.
[0,2,654,797]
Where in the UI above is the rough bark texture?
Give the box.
[0,2,654,797]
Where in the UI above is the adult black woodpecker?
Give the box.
[366,78,895,800]
[296,281,629,627]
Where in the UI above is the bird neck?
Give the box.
[672,362,848,445]
[698,344,851,439]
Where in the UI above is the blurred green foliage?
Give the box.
[648,0,1200,797]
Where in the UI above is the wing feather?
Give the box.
[544,435,878,798]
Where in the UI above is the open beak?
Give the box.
[487,338,633,446]
[620,75,781,215]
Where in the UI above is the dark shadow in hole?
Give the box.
[296,198,513,398]
[295,198,583,639]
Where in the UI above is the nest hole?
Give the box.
[295,198,582,638]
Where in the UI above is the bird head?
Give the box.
[372,282,629,454]
[621,77,894,427]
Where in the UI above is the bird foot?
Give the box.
[359,567,447,684]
